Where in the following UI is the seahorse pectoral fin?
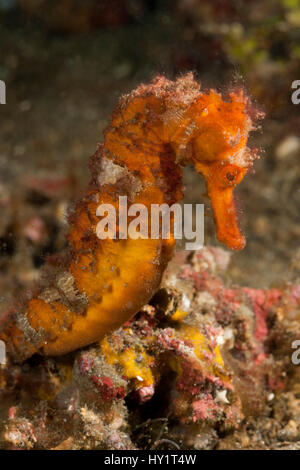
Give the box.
[207,185,245,251]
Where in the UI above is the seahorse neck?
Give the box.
[102,105,184,205]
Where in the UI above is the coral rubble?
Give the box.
[1,247,299,450]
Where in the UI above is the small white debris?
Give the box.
[224,328,234,340]
[275,136,300,160]
[216,333,225,346]
[181,293,191,311]
[215,390,229,404]
[98,158,128,186]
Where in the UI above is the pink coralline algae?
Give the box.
[91,376,126,402]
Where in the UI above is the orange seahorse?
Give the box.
[0,74,263,362]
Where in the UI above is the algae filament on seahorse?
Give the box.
[0,74,263,362]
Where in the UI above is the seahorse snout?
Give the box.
[207,185,246,250]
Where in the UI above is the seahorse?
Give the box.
[0,74,263,362]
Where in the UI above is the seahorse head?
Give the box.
[163,78,262,250]
[132,74,263,250]
[190,89,259,250]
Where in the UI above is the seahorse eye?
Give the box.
[220,165,243,188]
[226,172,236,182]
